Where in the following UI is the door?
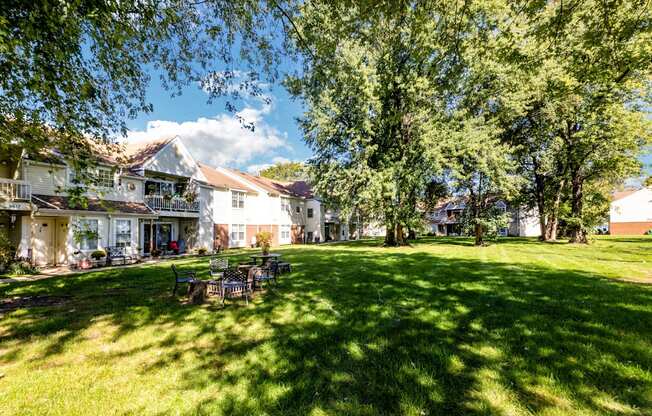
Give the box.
[32,218,54,266]
[55,219,69,265]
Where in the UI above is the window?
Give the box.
[230,224,245,245]
[307,208,313,218]
[231,191,245,209]
[78,219,99,250]
[281,198,290,212]
[296,206,301,214]
[95,168,114,188]
[115,219,131,247]
[307,231,313,242]
[69,167,114,188]
[281,225,291,240]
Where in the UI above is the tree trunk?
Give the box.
[569,174,588,244]
[544,178,564,241]
[188,281,207,304]
[474,222,484,246]
[384,221,397,246]
[534,174,548,241]
[407,227,416,240]
[396,223,407,246]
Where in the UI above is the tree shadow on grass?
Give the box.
[1,248,652,415]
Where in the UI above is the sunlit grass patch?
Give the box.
[0,236,651,415]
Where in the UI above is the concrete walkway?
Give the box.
[0,254,199,283]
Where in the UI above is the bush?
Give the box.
[255,231,273,254]
[150,248,162,258]
[90,250,106,260]
[8,261,38,276]
[197,247,208,256]
[0,229,15,269]
[645,229,652,235]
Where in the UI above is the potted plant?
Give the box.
[196,247,208,256]
[90,249,106,266]
[151,248,162,258]
[255,231,273,255]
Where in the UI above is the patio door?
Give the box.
[143,222,173,253]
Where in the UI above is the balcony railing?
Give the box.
[0,178,31,201]
[145,195,199,213]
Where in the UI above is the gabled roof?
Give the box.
[612,189,640,202]
[225,168,313,198]
[123,136,176,168]
[198,163,257,194]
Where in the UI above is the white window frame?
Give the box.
[78,218,99,251]
[231,191,245,209]
[114,219,132,247]
[281,197,290,212]
[68,166,114,189]
[280,224,291,241]
[230,224,245,246]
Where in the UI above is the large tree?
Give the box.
[0,0,291,162]
[505,0,652,243]
[286,1,473,245]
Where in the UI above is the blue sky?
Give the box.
[124,70,310,174]
[123,69,651,179]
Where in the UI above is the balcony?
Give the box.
[145,195,199,215]
[0,178,32,210]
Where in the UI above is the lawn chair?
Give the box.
[207,258,228,297]
[219,267,254,306]
[253,263,278,289]
[171,264,197,296]
[105,246,133,266]
[272,259,292,274]
[209,257,228,279]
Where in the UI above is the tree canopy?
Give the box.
[259,161,307,182]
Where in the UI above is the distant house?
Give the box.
[609,187,652,235]
[427,197,540,237]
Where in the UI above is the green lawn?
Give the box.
[1,237,651,415]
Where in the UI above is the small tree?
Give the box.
[255,231,273,255]
[460,204,511,244]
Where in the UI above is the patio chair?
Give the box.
[209,257,228,279]
[253,263,278,289]
[171,264,197,296]
[272,259,292,274]
[105,246,133,266]
[219,267,254,306]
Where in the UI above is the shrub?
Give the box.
[8,261,38,276]
[255,231,273,254]
[645,229,652,235]
[0,229,15,269]
[197,247,208,256]
[150,249,162,258]
[90,250,106,260]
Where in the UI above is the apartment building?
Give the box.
[0,135,351,268]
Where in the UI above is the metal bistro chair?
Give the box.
[171,264,197,296]
[207,257,229,297]
[253,262,278,289]
[219,267,254,306]
[272,259,292,275]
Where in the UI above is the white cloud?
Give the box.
[125,103,292,167]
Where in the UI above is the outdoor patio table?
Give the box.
[250,253,281,266]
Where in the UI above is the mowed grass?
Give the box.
[1,236,651,415]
